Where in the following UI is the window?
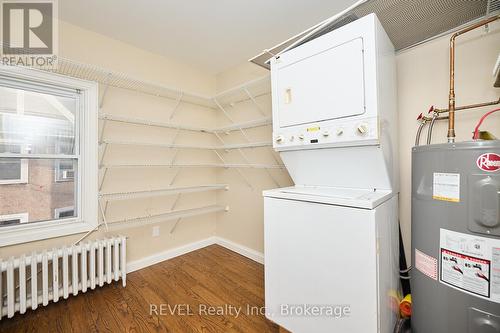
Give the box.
[0,66,98,246]
[55,160,75,182]
[54,206,75,219]
[0,212,28,226]
[55,140,76,182]
[0,141,28,184]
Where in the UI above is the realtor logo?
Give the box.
[1,0,58,67]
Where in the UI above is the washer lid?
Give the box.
[263,186,394,209]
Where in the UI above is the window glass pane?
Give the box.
[55,159,75,181]
[0,158,22,180]
[0,86,77,155]
[56,208,75,219]
[0,219,21,226]
[0,143,21,153]
[0,159,77,226]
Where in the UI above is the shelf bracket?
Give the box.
[269,149,286,176]
[99,119,107,142]
[212,149,225,163]
[99,143,108,166]
[103,200,109,216]
[72,223,101,246]
[170,193,182,211]
[213,132,254,190]
[99,73,112,109]
[243,87,266,116]
[99,167,108,192]
[169,92,184,120]
[169,168,181,185]
[213,97,235,123]
[239,148,280,188]
[168,193,183,234]
[98,199,109,232]
[169,217,182,234]
[234,168,254,190]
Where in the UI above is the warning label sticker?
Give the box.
[415,249,438,280]
[433,173,460,202]
[440,229,500,304]
[441,249,490,297]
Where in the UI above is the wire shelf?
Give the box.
[100,139,272,150]
[100,163,285,169]
[99,113,212,133]
[100,184,228,201]
[213,76,271,107]
[215,116,272,133]
[99,113,272,133]
[53,58,214,108]
[48,58,272,110]
[106,204,228,231]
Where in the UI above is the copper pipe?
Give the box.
[435,98,500,114]
[447,15,500,143]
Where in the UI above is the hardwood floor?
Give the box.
[0,245,280,333]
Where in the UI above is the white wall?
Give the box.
[215,63,293,253]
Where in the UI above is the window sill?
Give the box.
[0,218,95,247]
[0,181,28,185]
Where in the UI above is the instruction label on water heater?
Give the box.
[433,173,460,202]
[440,229,500,304]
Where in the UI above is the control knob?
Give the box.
[357,124,369,135]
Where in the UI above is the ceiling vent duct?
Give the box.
[251,0,498,69]
[488,0,500,14]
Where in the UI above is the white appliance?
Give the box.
[263,14,399,333]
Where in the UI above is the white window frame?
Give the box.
[0,65,98,246]
[0,212,29,225]
[0,140,29,185]
[54,206,75,219]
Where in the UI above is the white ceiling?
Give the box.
[59,0,359,74]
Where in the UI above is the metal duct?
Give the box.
[251,0,496,69]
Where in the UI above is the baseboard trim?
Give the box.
[127,236,216,273]
[127,236,264,273]
[215,237,264,264]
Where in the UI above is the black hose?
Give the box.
[394,317,411,333]
[399,221,411,295]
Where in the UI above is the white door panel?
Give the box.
[264,197,378,333]
[276,38,365,128]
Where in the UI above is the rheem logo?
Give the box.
[476,153,500,172]
[1,0,58,67]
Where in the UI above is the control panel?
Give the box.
[273,116,379,151]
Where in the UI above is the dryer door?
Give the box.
[275,37,366,128]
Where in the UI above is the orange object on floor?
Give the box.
[400,294,412,317]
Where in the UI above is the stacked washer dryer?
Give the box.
[263,14,399,333]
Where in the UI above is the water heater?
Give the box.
[412,141,500,332]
